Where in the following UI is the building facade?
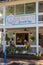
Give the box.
[0,0,43,54]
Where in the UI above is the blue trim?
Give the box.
[4,51,6,62]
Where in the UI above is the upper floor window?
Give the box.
[25,3,36,14]
[38,15,43,21]
[39,1,43,12]
[6,5,15,16]
[16,4,24,14]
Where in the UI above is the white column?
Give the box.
[36,1,39,54]
[3,6,6,26]
[3,6,6,40]
[36,27,39,54]
[2,6,6,53]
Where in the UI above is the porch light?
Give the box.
[0,13,2,17]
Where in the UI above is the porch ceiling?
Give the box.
[0,0,43,6]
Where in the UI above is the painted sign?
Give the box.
[6,14,36,25]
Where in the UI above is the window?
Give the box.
[25,3,36,14]
[6,5,15,15]
[0,6,3,25]
[39,1,43,12]
[16,4,24,14]
[38,15,43,21]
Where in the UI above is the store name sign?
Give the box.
[6,14,35,25]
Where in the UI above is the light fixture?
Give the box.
[24,28,30,31]
[0,13,2,17]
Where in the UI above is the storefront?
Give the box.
[0,0,43,54]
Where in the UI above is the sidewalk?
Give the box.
[0,58,43,65]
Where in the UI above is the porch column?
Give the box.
[36,27,39,54]
[36,1,39,54]
[3,6,6,62]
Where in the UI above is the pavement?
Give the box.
[0,58,43,65]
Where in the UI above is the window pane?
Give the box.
[39,1,43,12]
[38,15,43,21]
[0,6,3,25]
[25,3,36,14]
[16,4,24,14]
[6,5,15,15]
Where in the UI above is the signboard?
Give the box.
[6,14,36,26]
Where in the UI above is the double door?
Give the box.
[16,33,28,45]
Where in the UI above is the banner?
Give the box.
[6,14,36,26]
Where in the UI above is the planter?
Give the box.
[0,52,4,58]
[6,54,40,60]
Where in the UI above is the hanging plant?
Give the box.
[30,36,35,42]
[5,34,10,44]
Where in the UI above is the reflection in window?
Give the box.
[6,5,15,15]
[0,6,3,25]
[25,3,36,14]
[39,1,43,12]
[38,15,43,21]
[16,4,24,14]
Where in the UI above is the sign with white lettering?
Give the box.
[6,14,36,26]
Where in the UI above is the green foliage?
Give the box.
[30,36,35,42]
[24,44,30,51]
[16,47,23,53]
[5,34,10,44]
[6,45,16,55]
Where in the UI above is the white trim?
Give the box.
[15,45,37,47]
[38,24,43,27]
[36,1,39,54]
[3,6,6,26]
[30,45,37,47]
[5,24,37,28]
[15,45,24,47]
[38,13,43,15]
[0,25,4,28]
